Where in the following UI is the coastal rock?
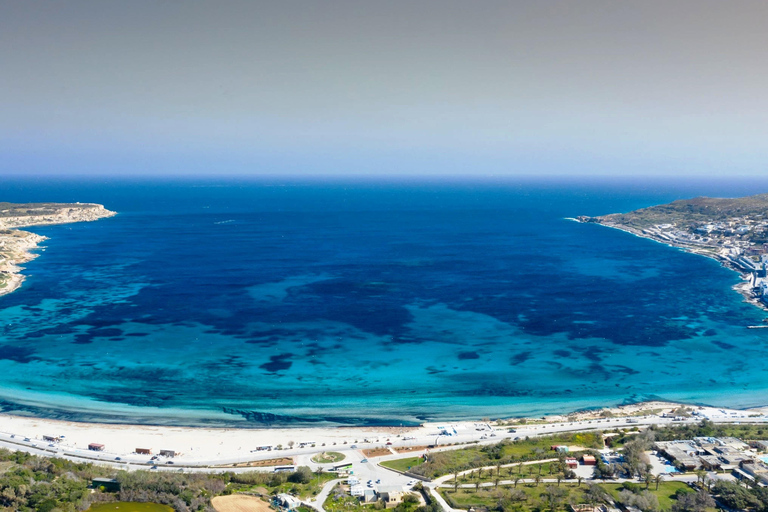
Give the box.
[0,202,116,297]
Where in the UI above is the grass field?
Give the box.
[442,479,701,511]
[380,456,424,472]
[601,481,690,510]
[88,503,173,512]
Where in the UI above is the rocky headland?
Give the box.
[578,193,768,312]
[0,202,116,296]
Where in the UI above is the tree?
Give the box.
[513,476,521,488]
[494,478,500,489]
[533,475,541,487]
[577,476,583,487]
[453,471,459,492]
[544,485,567,512]
[654,474,664,491]
[712,481,759,510]
[288,466,312,484]
[583,484,609,506]
[671,489,715,512]
[644,473,653,490]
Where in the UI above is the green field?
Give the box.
[441,479,703,511]
[380,456,424,472]
[601,481,691,510]
[385,432,603,479]
[87,503,173,512]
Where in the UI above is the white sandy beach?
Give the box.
[1,401,765,466]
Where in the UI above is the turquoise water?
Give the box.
[0,177,767,426]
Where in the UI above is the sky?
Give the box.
[1,1,767,178]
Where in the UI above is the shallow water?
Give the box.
[1,177,767,426]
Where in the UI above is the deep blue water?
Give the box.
[1,176,768,426]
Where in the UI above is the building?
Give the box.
[88,443,105,451]
[565,458,579,469]
[378,486,405,508]
[159,449,176,457]
[43,435,61,443]
[92,478,121,492]
[361,489,378,503]
[581,455,597,466]
[135,448,152,455]
[275,493,301,510]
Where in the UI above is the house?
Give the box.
[275,493,301,510]
[581,455,597,466]
[361,489,378,503]
[92,478,120,492]
[565,457,579,469]
[135,448,152,455]
[88,443,105,451]
[380,491,404,507]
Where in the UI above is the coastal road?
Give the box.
[1,411,766,474]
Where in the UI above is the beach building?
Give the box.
[159,449,176,457]
[92,478,120,492]
[88,443,105,451]
[135,448,152,455]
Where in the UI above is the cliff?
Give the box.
[0,202,116,296]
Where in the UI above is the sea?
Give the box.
[1,176,768,427]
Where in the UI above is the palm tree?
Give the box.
[556,474,562,487]
[513,476,521,488]
[533,475,541,487]
[475,481,480,493]
[644,473,653,490]
[454,471,459,492]
[654,474,664,491]
[496,463,502,477]
[494,477,500,489]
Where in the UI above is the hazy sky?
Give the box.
[1,1,767,177]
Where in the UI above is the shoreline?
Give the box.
[581,219,768,314]
[0,203,116,297]
[1,400,766,469]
